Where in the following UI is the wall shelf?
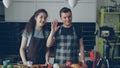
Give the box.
[96,8,120,58]
[104,12,120,14]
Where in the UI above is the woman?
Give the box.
[20,9,50,65]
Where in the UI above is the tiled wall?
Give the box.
[0,22,96,63]
[0,22,26,56]
[79,23,96,50]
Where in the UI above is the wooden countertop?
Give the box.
[0,64,45,68]
[0,64,66,68]
[0,64,84,68]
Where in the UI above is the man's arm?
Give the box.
[46,32,55,48]
[79,38,85,63]
[46,19,59,48]
[45,48,50,65]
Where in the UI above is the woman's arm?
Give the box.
[46,32,55,48]
[20,36,27,65]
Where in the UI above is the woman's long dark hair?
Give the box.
[24,9,48,34]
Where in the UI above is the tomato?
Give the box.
[66,60,72,67]
[48,64,53,68]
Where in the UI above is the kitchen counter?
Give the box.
[0,64,46,68]
[0,64,84,68]
[0,64,66,68]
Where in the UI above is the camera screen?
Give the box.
[101,30,110,37]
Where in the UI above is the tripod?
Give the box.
[96,38,111,68]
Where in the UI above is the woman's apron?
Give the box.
[26,30,46,64]
[55,26,79,64]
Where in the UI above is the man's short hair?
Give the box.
[59,7,72,17]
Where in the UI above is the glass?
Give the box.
[27,61,33,67]
[3,60,10,67]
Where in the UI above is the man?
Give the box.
[47,7,85,65]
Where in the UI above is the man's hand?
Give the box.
[51,19,60,33]
[45,61,51,65]
[79,61,88,68]
[23,61,27,66]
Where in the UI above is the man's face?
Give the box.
[60,12,72,27]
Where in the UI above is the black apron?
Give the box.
[26,30,46,64]
[55,26,78,64]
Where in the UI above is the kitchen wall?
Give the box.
[0,1,4,21]
[5,0,96,22]
[0,2,4,15]
[3,0,120,22]
[0,0,97,63]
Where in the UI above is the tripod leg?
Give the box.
[106,59,110,68]
[101,59,110,68]
[96,58,102,68]
[97,59,106,68]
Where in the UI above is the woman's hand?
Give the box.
[51,19,60,34]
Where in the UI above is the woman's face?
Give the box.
[35,12,47,27]
[60,12,72,27]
